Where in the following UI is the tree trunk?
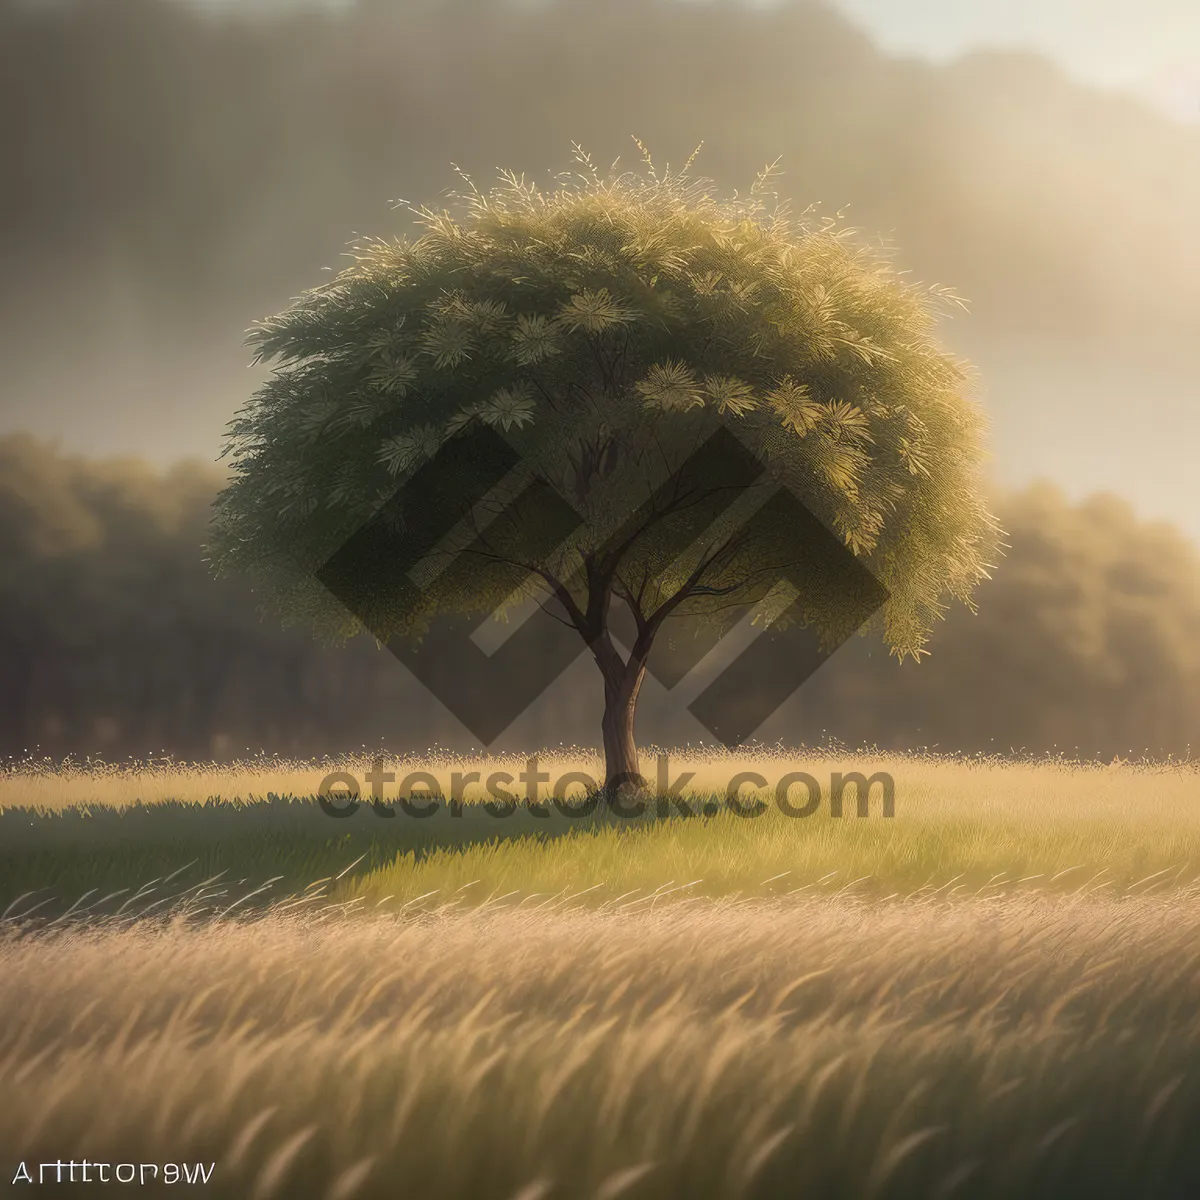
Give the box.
[600,674,646,792]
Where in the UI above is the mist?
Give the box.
[1,0,1197,536]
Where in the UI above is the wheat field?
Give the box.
[3,752,1200,1197]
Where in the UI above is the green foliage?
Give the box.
[211,148,1000,663]
[4,433,1198,762]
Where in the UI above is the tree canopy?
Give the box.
[210,149,1001,782]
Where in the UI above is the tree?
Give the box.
[209,146,1001,790]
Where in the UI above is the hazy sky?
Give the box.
[827,0,1200,121]
[185,0,1200,121]
[200,0,1200,121]
[7,0,1198,540]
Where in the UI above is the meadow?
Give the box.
[3,750,1200,1198]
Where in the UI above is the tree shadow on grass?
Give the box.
[0,792,708,920]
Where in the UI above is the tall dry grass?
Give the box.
[5,754,1200,1194]
[4,895,1200,1198]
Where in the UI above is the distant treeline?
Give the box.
[3,435,1198,762]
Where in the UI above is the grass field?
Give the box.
[3,750,1200,1197]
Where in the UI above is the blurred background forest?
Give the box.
[2,0,1198,762]
[7,434,1200,763]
